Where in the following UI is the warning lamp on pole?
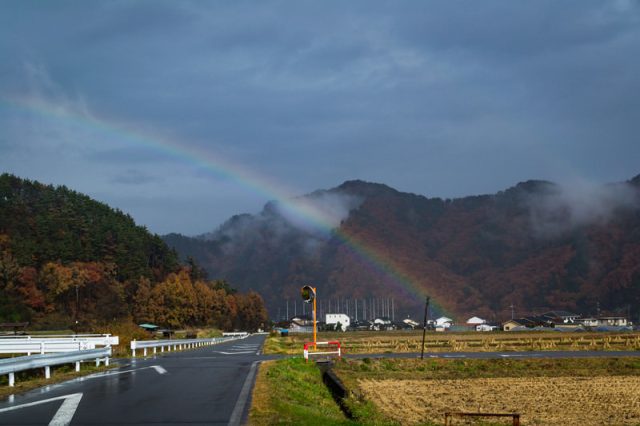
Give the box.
[301,285,317,348]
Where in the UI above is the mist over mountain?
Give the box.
[164,175,640,322]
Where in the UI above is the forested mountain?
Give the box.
[165,175,640,322]
[0,174,267,330]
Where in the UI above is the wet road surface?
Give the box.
[0,334,267,425]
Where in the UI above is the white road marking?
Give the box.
[443,355,467,358]
[213,351,254,355]
[499,354,526,358]
[84,365,167,379]
[0,392,83,426]
[49,393,83,426]
[228,361,259,426]
[151,365,168,374]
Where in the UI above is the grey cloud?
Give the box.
[527,180,640,237]
[110,169,162,186]
[85,147,176,165]
[1,1,639,234]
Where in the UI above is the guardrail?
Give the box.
[0,347,112,387]
[0,334,118,355]
[130,335,247,357]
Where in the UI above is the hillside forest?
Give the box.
[165,176,640,322]
[0,173,267,331]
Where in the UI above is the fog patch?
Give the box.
[202,191,363,257]
[273,191,364,234]
[527,179,640,237]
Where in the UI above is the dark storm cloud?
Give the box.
[1,0,639,234]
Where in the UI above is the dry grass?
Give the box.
[264,330,640,355]
[357,376,640,425]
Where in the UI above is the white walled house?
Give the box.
[435,316,453,326]
[325,313,350,331]
[434,316,452,331]
[476,324,498,332]
[403,318,420,329]
[466,316,486,326]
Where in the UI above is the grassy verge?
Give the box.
[0,363,116,399]
[249,358,359,425]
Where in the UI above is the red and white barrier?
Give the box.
[303,340,341,361]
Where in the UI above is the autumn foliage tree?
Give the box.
[0,174,268,330]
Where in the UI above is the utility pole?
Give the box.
[355,299,358,321]
[286,299,289,320]
[392,298,395,321]
[421,296,430,360]
[510,304,515,320]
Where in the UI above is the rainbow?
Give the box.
[1,95,437,312]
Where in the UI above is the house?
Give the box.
[403,318,420,329]
[597,316,629,327]
[372,317,395,330]
[466,316,486,326]
[435,316,453,326]
[502,319,522,331]
[325,313,350,332]
[289,315,314,333]
[579,316,631,328]
[138,323,159,334]
[434,316,452,331]
[502,316,554,331]
[541,311,581,324]
[476,324,498,332]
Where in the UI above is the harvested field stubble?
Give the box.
[263,331,640,355]
[358,376,640,425]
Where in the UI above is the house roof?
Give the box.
[542,311,579,319]
[138,323,159,329]
[466,316,486,324]
[503,316,554,327]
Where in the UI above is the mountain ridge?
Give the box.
[164,175,640,321]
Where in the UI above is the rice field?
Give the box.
[335,357,640,425]
[263,330,640,355]
[357,376,640,425]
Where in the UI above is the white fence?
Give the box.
[0,334,118,355]
[0,347,112,387]
[131,335,247,357]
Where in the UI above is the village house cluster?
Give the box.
[275,310,635,333]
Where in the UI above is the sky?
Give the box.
[1,1,639,235]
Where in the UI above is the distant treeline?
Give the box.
[0,173,267,330]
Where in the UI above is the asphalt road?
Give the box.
[0,334,269,425]
[1,336,639,425]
